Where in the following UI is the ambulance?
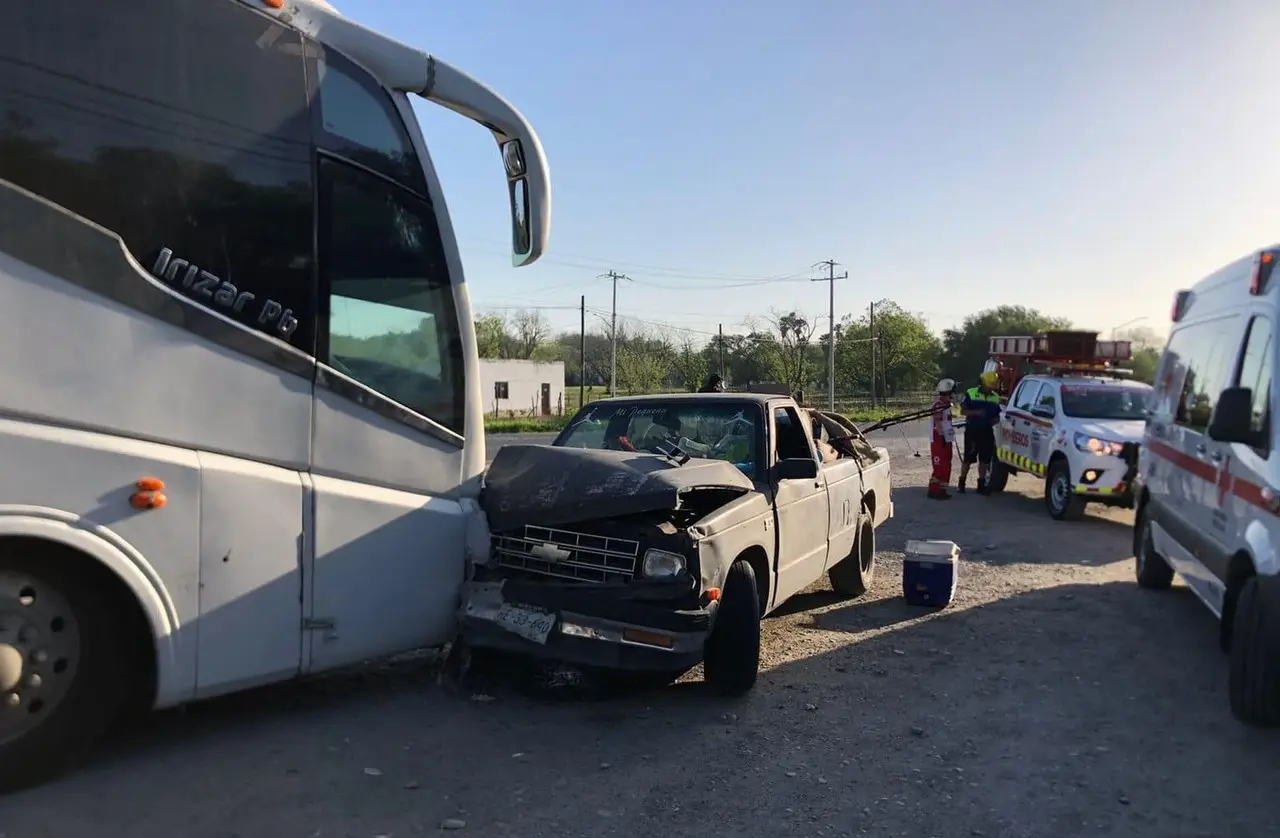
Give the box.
[1135,248,1280,726]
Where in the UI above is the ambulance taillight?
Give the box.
[1250,250,1278,296]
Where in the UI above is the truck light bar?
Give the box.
[987,331,1132,363]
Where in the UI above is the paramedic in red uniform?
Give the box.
[957,370,1002,495]
[928,378,957,500]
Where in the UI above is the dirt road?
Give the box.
[7,433,1279,838]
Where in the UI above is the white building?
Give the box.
[479,359,566,417]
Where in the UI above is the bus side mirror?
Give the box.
[502,141,532,259]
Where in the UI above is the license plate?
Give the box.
[493,603,556,645]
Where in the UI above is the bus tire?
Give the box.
[0,546,134,791]
[703,560,760,696]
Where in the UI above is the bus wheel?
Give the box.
[0,549,131,791]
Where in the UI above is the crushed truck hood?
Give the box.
[481,444,755,531]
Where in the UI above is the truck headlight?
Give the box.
[642,548,686,578]
[1073,432,1123,456]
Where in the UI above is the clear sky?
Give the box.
[342,0,1280,345]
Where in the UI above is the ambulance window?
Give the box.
[1013,381,1042,412]
[1235,315,1272,444]
[1171,318,1236,433]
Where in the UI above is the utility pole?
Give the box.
[869,301,876,408]
[579,295,586,409]
[598,271,630,396]
[811,259,847,411]
[718,323,725,378]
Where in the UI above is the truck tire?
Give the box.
[702,560,760,696]
[985,460,1009,494]
[1228,575,1280,727]
[0,548,133,792]
[1134,503,1174,590]
[829,517,876,598]
[1045,460,1085,521]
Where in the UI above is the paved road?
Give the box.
[17,429,1275,838]
[484,431,558,462]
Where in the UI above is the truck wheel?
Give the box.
[1228,575,1280,727]
[829,517,876,598]
[1134,503,1174,590]
[1045,460,1084,521]
[0,549,133,791]
[703,560,760,696]
[985,461,1009,494]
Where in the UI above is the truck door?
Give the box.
[303,46,469,672]
[1000,380,1042,469]
[1027,381,1059,472]
[769,405,831,608]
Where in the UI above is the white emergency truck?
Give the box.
[982,333,1149,520]
[1135,248,1279,726]
[0,0,550,789]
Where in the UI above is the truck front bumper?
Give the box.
[1071,444,1139,507]
[458,576,713,672]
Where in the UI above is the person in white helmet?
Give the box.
[928,378,956,500]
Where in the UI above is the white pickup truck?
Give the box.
[462,393,894,694]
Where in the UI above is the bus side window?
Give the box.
[305,42,430,196]
[0,0,318,351]
[317,157,464,435]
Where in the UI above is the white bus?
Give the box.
[0,0,549,789]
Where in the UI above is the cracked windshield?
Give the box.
[560,402,759,474]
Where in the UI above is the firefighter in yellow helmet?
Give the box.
[958,370,1002,494]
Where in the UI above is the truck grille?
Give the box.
[491,525,640,584]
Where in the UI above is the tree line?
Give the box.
[475,303,1164,398]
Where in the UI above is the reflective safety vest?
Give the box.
[966,386,1000,405]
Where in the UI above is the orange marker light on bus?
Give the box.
[263,0,285,8]
[130,478,167,510]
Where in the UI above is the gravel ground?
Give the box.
[6,428,1280,838]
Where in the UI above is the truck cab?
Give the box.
[464,394,893,694]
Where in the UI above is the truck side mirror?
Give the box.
[1209,386,1266,447]
[777,457,819,481]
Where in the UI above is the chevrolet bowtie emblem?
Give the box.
[530,542,571,563]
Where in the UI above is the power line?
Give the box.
[599,270,632,396]
[811,259,847,411]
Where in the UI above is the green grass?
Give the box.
[484,415,571,434]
